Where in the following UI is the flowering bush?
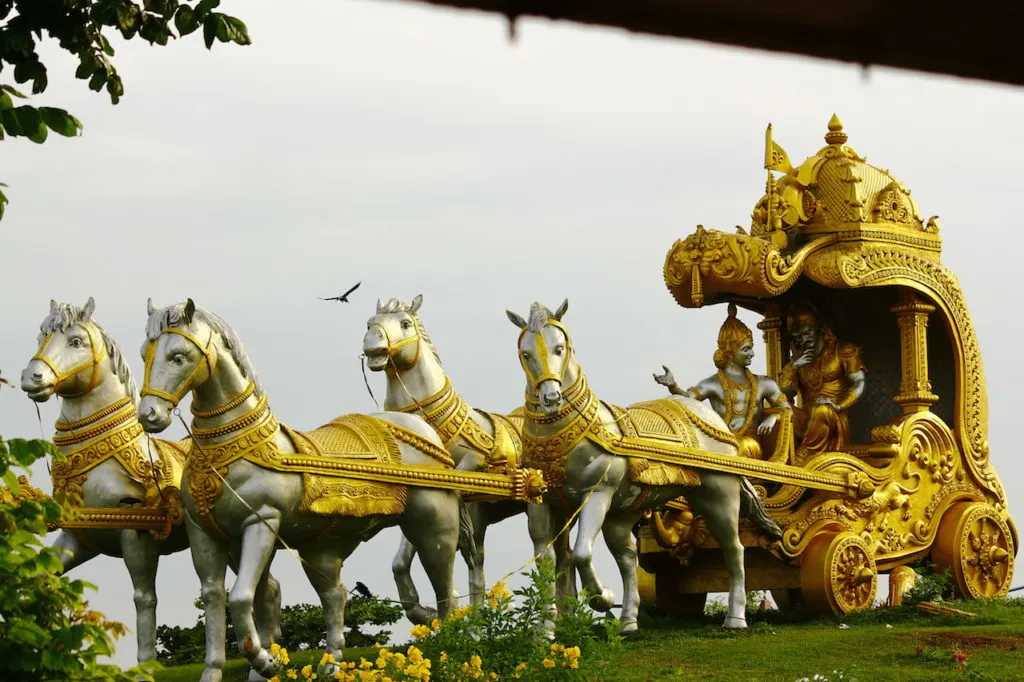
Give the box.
[263,558,621,681]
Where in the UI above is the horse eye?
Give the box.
[554,345,565,355]
[173,354,185,365]
[70,338,82,348]
[401,321,412,329]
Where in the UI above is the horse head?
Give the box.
[362,294,426,372]
[506,298,573,416]
[21,297,132,403]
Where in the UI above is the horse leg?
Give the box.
[526,501,560,630]
[186,515,230,682]
[392,535,434,625]
[691,475,747,629]
[602,516,641,633]
[467,501,489,605]
[52,530,98,573]
[298,544,350,678]
[403,491,459,620]
[121,529,160,664]
[227,510,282,678]
[572,485,616,613]
[253,568,282,650]
[553,511,578,606]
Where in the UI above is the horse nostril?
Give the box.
[32,372,42,381]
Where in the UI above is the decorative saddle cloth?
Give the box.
[284,415,407,518]
[523,389,738,492]
[184,413,456,518]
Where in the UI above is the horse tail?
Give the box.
[739,477,783,541]
[457,493,477,565]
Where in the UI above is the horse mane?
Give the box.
[145,302,264,396]
[39,302,138,402]
[527,302,553,333]
[376,297,443,368]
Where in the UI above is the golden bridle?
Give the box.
[31,322,108,398]
[140,325,219,409]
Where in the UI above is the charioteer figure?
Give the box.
[654,303,791,461]
[778,303,867,464]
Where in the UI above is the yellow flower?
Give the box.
[391,653,407,669]
[470,655,482,669]
[448,606,471,621]
[569,659,579,669]
[410,624,431,639]
[564,646,581,660]
[439,652,449,663]
[515,663,528,671]
[430,618,441,632]
[269,677,280,682]
[321,653,337,667]
[486,580,510,600]
[407,646,424,664]
[550,643,564,653]
[359,659,374,670]
[270,643,282,657]
[288,671,298,680]
[542,658,555,669]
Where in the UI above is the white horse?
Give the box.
[362,295,564,620]
[137,298,462,682]
[506,300,783,632]
[18,298,282,674]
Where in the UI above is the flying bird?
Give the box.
[320,281,361,303]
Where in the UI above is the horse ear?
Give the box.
[147,298,156,315]
[81,296,96,321]
[506,310,527,329]
[50,299,58,315]
[554,299,569,320]
[376,299,383,314]
[409,294,423,313]
[183,298,196,324]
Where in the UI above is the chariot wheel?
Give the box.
[932,502,1015,599]
[800,531,877,615]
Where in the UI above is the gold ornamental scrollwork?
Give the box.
[663,226,836,307]
[832,246,997,500]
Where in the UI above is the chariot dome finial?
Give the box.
[825,113,847,145]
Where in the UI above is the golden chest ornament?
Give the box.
[393,378,523,473]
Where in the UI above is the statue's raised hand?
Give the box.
[653,365,676,388]
[757,413,779,435]
[791,349,815,368]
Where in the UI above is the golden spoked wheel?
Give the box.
[800,531,877,615]
[933,502,1015,599]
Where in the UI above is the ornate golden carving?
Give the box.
[834,246,995,497]
[872,180,921,228]
[800,531,877,614]
[933,502,1015,599]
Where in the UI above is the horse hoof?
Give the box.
[722,616,748,630]
[246,670,270,682]
[406,606,439,626]
[200,669,224,682]
[250,648,279,678]
[588,588,615,612]
[621,621,639,634]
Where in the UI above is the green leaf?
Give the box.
[27,121,48,144]
[3,470,21,496]
[203,15,217,49]
[223,16,252,46]
[40,107,82,137]
[0,185,7,221]
[0,91,12,110]
[0,84,27,98]
[174,5,199,36]
[196,0,221,16]
[1,108,22,135]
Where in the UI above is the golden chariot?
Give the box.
[636,115,1018,615]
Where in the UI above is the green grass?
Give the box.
[153,600,1024,681]
[152,647,376,682]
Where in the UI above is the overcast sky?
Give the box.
[2,0,1022,668]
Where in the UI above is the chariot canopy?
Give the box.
[662,114,1009,530]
